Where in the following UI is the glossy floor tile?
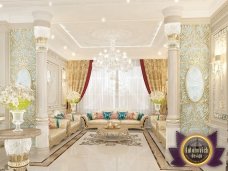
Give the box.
[29,132,161,171]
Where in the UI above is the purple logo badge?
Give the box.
[169,131,224,167]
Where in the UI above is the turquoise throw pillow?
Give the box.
[54,113,64,119]
[87,113,93,120]
[137,113,144,121]
[118,112,127,120]
[103,112,112,120]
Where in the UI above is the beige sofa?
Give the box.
[65,114,81,136]
[150,115,166,148]
[49,118,69,148]
[49,113,81,148]
[81,114,148,129]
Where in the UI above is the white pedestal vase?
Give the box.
[10,110,25,132]
[154,103,161,120]
[70,103,76,113]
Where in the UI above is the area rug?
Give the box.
[30,129,202,171]
[80,133,142,146]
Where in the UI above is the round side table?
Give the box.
[0,128,41,171]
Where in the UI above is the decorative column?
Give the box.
[33,11,52,149]
[162,6,182,160]
[0,21,9,131]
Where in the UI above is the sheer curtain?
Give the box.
[78,60,152,114]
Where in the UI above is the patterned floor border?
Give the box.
[143,129,202,171]
[30,129,202,171]
[30,130,87,167]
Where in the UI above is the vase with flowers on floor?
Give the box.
[67,91,81,114]
[150,91,165,121]
[0,84,34,131]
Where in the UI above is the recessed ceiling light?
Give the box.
[163,44,168,48]
[72,52,76,56]
[49,1,52,6]
[101,17,106,23]
[0,4,3,8]
[126,0,130,4]
[51,35,55,39]
[174,0,179,3]
[158,51,162,56]
[63,46,67,50]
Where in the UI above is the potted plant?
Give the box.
[66,91,81,113]
[150,91,165,120]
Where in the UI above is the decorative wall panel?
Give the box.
[47,50,67,114]
[10,29,36,127]
[180,25,210,135]
[211,27,227,121]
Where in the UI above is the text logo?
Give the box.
[169,131,224,167]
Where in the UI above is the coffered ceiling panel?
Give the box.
[59,20,161,47]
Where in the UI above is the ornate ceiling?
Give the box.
[0,0,226,60]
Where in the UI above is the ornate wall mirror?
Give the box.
[16,68,31,88]
[186,66,204,102]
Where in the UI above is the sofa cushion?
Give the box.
[126,112,134,120]
[96,112,104,119]
[92,112,97,120]
[87,113,93,120]
[132,112,139,120]
[88,119,108,125]
[110,112,118,119]
[118,112,127,120]
[137,113,144,121]
[103,112,112,120]
[120,120,140,125]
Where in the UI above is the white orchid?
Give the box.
[150,91,165,104]
[0,84,34,110]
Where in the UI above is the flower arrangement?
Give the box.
[150,91,165,104]
[0,84,34,110]
[66,91,81,104]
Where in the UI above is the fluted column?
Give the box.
[162,6,182,161]
[33,11,52,149]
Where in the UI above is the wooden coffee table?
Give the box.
[96,127,131,142]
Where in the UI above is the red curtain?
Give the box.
[140,59,151,94]
[80,60,93,100]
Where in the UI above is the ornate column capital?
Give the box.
[162,6,182,48]
[32,11,52,51]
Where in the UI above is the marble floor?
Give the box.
[29,132,161,171]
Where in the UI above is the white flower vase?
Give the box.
[10,110,25,132]
[154,103,161,120]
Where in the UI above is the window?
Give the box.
[78,60,152,114]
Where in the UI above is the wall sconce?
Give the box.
[213,55,223,74]
[47,70,51,83]
[62,69,66,81]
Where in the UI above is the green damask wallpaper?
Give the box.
[180,24,210,135]
[10,29,36,127]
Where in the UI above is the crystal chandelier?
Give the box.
[93,39,132,72]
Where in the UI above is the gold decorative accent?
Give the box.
[10,29,37,127]
[180,25,210,135]
[8,154,29,168]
